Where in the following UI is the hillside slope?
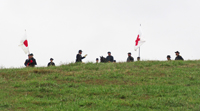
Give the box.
[0,61,200,111]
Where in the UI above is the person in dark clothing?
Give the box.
[24,54,31,66]
[137,57,140,61]
[106,51,114,62]
[48,58,55,67]
[76,50,87,63]
[175,51,184,60]
[96,58,99,63]
[167,55,171,61]
[127,52,134,62]
[26,53,37,67]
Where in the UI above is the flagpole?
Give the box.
[25,29,30,54]
[139,24,141,58]
[139,47,140,57]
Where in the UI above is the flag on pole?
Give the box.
[19,30,30,54]
[134,25,146,51]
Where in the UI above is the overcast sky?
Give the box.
[0,0,200,68]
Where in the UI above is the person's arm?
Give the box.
[106,56,110,62]
[33,59,37,65]
[130,57,134,62]
[181,56,184,60]
[111,56,114,62]
[24,60,28,66]
[81,56,85,59]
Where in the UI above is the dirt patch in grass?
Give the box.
[81,79,126,85]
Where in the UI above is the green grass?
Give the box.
[0,61,200,111]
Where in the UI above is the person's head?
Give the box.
[175,51,180,56]
[108,51,111,56]
[29,53,33,58]
[113,60,116,63]
[128,52,131,56]
[28,54,31,59]
[50,58,54,62]
[167,55,171,60]
[79,50,82,54]
[96,58,99,63]
[137,57,140,61]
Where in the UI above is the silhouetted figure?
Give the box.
[137,57,140,61]
[96,58,99,63]
[76,50,87,63]
[100,56,108,63]
[24,54,31,66]
[167,55,171,61]
[106,51,114,62]
[48,58,55,67]
[175,51,184,60]
[127,52,134,62]
[26,53,37,67]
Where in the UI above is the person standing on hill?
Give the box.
[96,58,99,63]
[76,50,87,63]
[137,57,140,61]
[167,55,171,61]
[48,58,55,67]
[106,51,114,62]
[24,54,31,66]
[175,51,184,60]
[26,53,37,67]
[127,52,134,62]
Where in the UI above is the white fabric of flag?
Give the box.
[134,26,146,51]
[19,31,30,54]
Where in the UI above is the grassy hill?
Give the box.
[0,61,200,111]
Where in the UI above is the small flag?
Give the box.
[19,30,30,54]
[134,25,146,51]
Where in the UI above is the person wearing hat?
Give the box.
[26,53,37,67]
[167,55,171,61]
[76,50,87,63]
[106,51,114,62]
[96,58,99,63]
[127,52,134,62]
[24,54,31,66]
[48,58,55,67]
[175,51,184,60]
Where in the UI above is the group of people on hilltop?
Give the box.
[24,53,37,67]
[166,51,184,61]
[24,53,55,67]
[24,50,184,67]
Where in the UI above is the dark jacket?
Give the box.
[48,62,55,67]
[106,56,114,62]
[27,58,37,67]
[127,56,134,62]
[24,59,29,66]
[175,55,184,60]
[76,54,85,62]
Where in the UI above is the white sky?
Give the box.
[0,0,200,68]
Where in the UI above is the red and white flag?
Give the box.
[19,31,30,54]
[134,26,146,51]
